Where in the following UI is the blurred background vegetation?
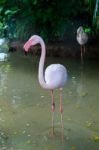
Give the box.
[0,0,99,41]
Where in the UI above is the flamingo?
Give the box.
[0,38,9,61]
[77,26,88,64]
[0,53,8,61]
[0,38,6,45]
[23,35,68,140]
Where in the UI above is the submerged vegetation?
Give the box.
[0,0,99,41]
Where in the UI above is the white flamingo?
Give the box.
[23,35,68,140]
[77,26,88,64]
[0,38,9,61]
[0,53,8,61]
[0,38,6,45]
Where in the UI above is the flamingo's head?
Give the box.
[23,35,41,52]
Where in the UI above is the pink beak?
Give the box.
[23,39,33,52]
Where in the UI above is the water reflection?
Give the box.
[0,63,11,95]
[76,67,88,105]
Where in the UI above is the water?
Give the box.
[0,51,99,150]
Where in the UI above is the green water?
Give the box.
[0,51,99,150]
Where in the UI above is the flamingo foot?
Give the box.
[48,128,56,139]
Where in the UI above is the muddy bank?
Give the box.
[27,41,99,59]
[8,37,99,59]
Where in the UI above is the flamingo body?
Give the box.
[0,53,8,61]
[76,26,88,63]
[77,26,88,45]
[0,38,6,45]
[45,64,67,89]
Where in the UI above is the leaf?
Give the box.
[0,7,3,13]
[4,9,19,15]
[84,28,91,33]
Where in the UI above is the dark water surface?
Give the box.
[0,51,99,150]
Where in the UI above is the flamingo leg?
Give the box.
[84,45,86,54]
[81,45,83,64]
[50,90,55,135]
[59,88,64,142]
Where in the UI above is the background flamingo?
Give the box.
[77,26,88,64]
[23,35,68,140]
[0,53,8,61]
[0,38,9,61]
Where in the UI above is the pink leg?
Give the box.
[84,45,86,54]
[59,88,64,142]
[81,45,83,64]
[50,90,55,135]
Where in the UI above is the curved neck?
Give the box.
[38,39,49,89]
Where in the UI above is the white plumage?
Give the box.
[45,64,67,89]
[0,53,8,61]
[76,26,88,63]
[77,26,88,45]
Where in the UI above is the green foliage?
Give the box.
[86,0,95,16]
[0,22,3,35]
[84,27,91,33]
[0,0,98,40]
[92,0,99,29]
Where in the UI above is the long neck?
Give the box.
[38,39,49,89]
